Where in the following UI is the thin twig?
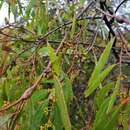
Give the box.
[77,0,95,19]
[0,33,68,112]
[96,7,130,25]
[44,16,101,38]
[115,0,128,13]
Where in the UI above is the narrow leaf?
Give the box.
[85,64,116,97]
[63,75,74,105]
[106,77,120,113]
[104,104,123,130]
[48,44,62,76]
[70,14,76,39]
[87,38,114,87]
[96,82,114,108]
[54,75,71,130]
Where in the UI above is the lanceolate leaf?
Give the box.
[47,44,62,76]
[85,64,116,97]
[54,75,71,130]
[106,77,120,114]
[93,99,123,130]
[63,75,74,105]
[84,38,115,97]
[91,38,114,85]
[54,104,64,130]
[96,82,114,108]
[93,99,110,130]
[103,105,122,130]
[70,13,76,39]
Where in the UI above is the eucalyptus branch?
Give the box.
[44,16,102,38]
[0,33,68,112]
[96,7,130,25]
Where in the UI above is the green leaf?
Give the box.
[17,0,23,15]
[120,103,130,130]
[87,38,114,87]
[63,75,73,105]
[70,13,76,39]
[23,98,49,130]
[54,75,71,130]
[54,104,64,130]
[93,99,109,130]
[0,1,4,9]
[106,77,120,113]
[95,82,114,108]
[48,44,62,76]
[47,44,57,62]
[39,47,49,56]
[26,0,36,14]
[85,64,116,97]
[32,99,49,129]
[103,104,122,130]
[32,89,48,102]
[93,99,123,130]
[10,4,17,16]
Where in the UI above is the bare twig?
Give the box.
[115,0,128,13]
[44,16,101,38]
[77,0,95,19]
[96,7,130,25]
